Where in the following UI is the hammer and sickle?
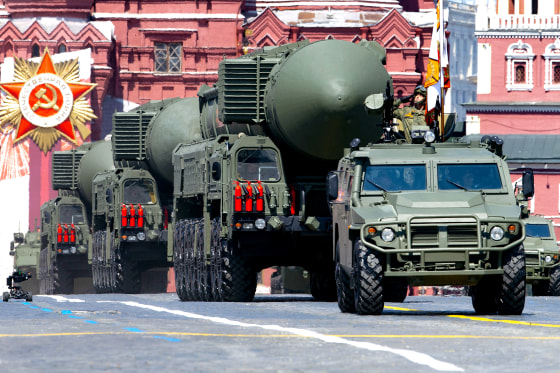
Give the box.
[32,83,60,112]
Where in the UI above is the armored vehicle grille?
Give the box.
[524,251,540,265]
[410,222,479,249]
[218,58,279,124]
[52,151,85,190]
[112,111,155,162]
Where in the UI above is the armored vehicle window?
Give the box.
[124,179,157,204]
[59,205,85,224]
[526,224,551,238]
[363,164,426,192]
[437,164,502,190]
[237,148,280,182]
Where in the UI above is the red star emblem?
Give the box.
[0,50,95,142]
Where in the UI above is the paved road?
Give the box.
[1,293,559,372]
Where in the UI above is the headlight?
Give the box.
[137,232,146,241]
[490,226,504,241]
[242,223,254,230]
[545,255,552,263]
[255,218,266,230]
[70,246,77,254]
[381,228,395,242]
[424,130,436,143]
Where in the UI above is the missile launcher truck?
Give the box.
[39,140,114,294]
[328,134,534,315]
[9,230,40,294]
[169,39,393,301]
[91,98,195,293]
[523,215,560,296]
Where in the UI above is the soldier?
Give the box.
[393,85,427,142]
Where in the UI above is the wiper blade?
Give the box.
[366,177,387,192]
[446,179,468,190]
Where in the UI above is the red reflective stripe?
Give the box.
[137,204,144,228]
[245,182,253,212]
[129,204,136,227]
[63,224,69,243]
[234,181,242,212]
[121,204,128,227]
[290,185,296,215]
[256,181,264,212]
[57,224,62,243]
[70,224,75,243]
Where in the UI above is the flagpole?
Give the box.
[439,0,445,142]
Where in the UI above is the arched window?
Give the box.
[505,40,534,91]
[58,44,67,53]
[32,44,40,57]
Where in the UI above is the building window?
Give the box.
[514,63,526,83]
[32,44,40,57]
[554,64,560,83]
[154,42,182,73]
[58,44,67,53]
[505,40,534,91]
[544,39,560,91]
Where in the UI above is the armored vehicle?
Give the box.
[9,230,40,294]
[328,136,533,315]
[169,39,392,301]
[39,140,114,294]
[91,98,191,293]
[523,215,560,296]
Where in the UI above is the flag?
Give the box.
[424,0,450,127]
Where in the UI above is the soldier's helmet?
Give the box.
[414,85,427,97]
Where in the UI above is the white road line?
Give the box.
[36,295,85,302]
[100,300,463,372]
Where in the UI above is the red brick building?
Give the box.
[0,0,441,286]
[465,0,560,235]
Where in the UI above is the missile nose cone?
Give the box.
[265,39,392,160]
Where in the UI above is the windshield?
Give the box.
[124,179,157,204]
[59,205,85,224]
[525,223,551,238]
[437,164,502,190]
[363,164,427,192]
[237,148,280,182]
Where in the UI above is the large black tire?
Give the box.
[497,245,526,315]
[196,219,211,301]
[352,240,384,315]
[470,277,499,314]
[335,262,355,313]
[210,218,223,301]
[116,247,141,294]
[55,258,74,294]
[26,292,33,302]
[185,221,197,300]
[3,292,9,302]
[310,264,337,302]
[383,278,408,303]
[174,220,189,301]
[549,266,560,296]
[221,239,256,302]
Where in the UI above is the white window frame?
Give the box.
[544,39,560,91]
[505,40,534,91]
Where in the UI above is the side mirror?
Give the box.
[327,172,339,201]
[522,169,534,198]
[43,211,51,224]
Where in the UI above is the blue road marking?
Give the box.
[61,310,72,315]
[29,306,39,309]
[41,308,52,312]
[83,320,98,324]
[123,327,144,333]
[68,315,83,319]
[153,336,181,342]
